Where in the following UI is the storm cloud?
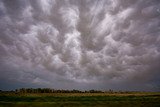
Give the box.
[0,0,160,91]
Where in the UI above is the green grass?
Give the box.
[0,92,160,107]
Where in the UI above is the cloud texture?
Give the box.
[0,0,160,91]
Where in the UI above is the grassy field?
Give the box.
[0,92,160,107]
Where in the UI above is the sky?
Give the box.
[0,0,160,91]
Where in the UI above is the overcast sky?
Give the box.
[0,0,160,91]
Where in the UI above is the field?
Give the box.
[0,92,160,107]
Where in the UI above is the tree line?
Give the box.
[0,88,116,93]
[15,88,106,93]
[0,88,141,94]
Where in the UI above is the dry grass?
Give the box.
[1,92,160,97]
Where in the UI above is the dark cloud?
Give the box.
[0,0,160,91]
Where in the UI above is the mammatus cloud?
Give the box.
[0,0,160,91]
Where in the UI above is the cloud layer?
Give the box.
[0,0,160,91]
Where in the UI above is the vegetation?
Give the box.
[14,88,108,93]
[0,88,160,107]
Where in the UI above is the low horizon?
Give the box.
[1,88,159,92]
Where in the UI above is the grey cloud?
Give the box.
[0,0,160,91]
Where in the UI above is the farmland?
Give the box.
[0,91,160,107]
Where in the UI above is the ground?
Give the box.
[0,92,160,107]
